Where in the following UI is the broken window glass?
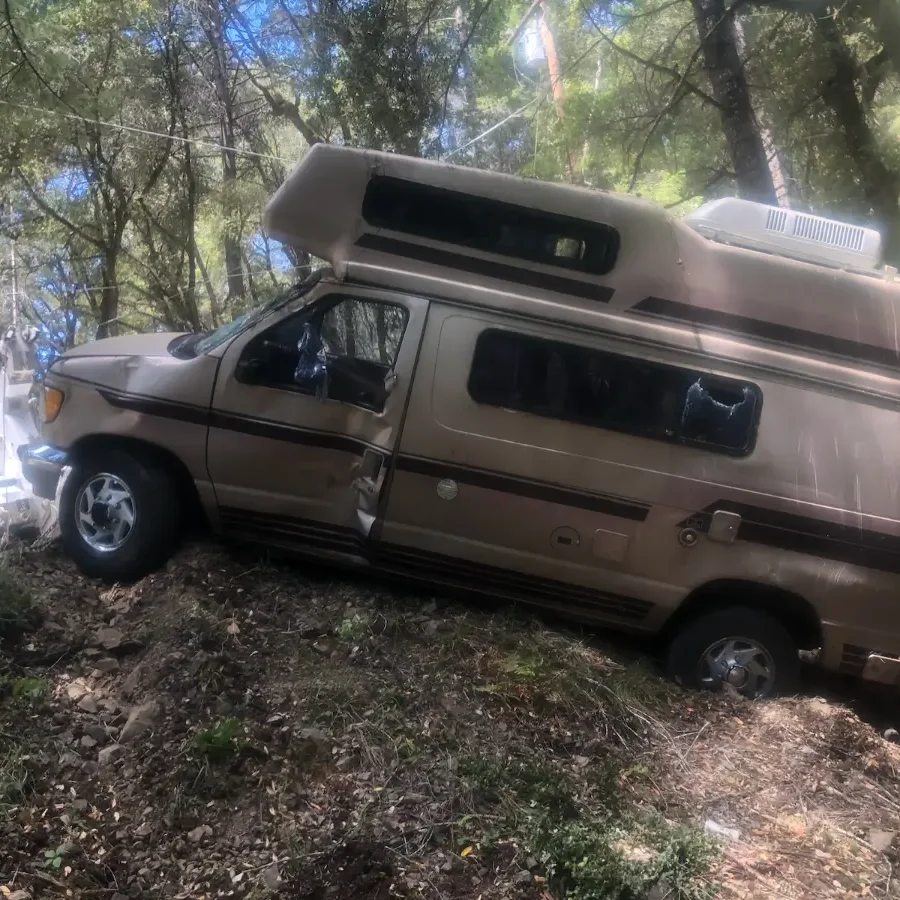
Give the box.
[238,296,408,412]
[680,379,756,451]
[468,329,760,456]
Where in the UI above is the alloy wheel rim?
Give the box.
[697,636,775,699]
[75,473,136,552]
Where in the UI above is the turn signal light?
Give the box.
[43,387,65,423]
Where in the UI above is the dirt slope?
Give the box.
[1,541,898,899]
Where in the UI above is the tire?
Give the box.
[59,448,181,582]
[665,607,799,699]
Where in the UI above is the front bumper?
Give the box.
[19,442,69,500]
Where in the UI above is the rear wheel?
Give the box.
[60,449,181,582]
[666,607,799,699]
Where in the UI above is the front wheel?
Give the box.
[59,449,181,582]
[665,607,799,699]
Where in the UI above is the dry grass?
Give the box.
[0,540,897,900]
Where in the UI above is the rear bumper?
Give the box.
[19,442,68,500]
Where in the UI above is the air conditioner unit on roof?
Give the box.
[685,198,883,272]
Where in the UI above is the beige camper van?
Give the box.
[21,145,900,698]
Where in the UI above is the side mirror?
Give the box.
[383,371,398,398]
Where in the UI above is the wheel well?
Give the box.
[67,434,206,528]
[661,579,823,650]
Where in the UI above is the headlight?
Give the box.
[43,387,65,423]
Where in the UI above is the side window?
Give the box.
[363,175,620,276]
[237,297,408,411]
[319,298,407,366]
[468,330,761,456]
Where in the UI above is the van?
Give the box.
[21,145,900,698]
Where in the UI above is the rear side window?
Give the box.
[363,175,619,276]
[468,330,761,456]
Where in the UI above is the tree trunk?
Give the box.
[181,119,202,331]
[97,249,120,339]
[816,13,900,262]
[536,2,577,180]
[203,0,245,306]
[691,0,777,204]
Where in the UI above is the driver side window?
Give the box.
[319,298,407,366]
[237,296,408,411]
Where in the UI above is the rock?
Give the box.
[513,871,532,885]
[80,735,97,749]
[526,857,538,870]
[77,694,99,714]
[98,744,126,766]
[311,639,336,657]
[187,824,212,843]
[868,829,895,852]
[422,599,438,615]
[8,891,32,900]
[261,862,280,891]
[96,627,125,650]
[58,842,79,856]
[646,879,674,900]
[122,663,145,698]
[704,819,740,841]
[400,792,428,805]
[119,700,160,743]
[574,755,590,767]
[296,726,330,757]
[66,681,89,702]
[84,724,109,744]
[93,657,120,673]
[884,728,900,743]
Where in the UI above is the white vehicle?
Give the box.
[0,325,51,532]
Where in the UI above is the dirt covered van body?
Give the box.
[21,145,900,697]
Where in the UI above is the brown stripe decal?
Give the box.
[209,411,373,456]
[219,507,651,623]
[356,233,616,304]
[98,388,209,425]
[98,388,376,456]
[373,543,651,622]
[219,507,367,555]
[683,500,900,574]
[397,454,649,521]
[633,296,900,369]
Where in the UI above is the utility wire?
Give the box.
[0,99,293,163]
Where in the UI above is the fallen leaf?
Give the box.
[227,620,240,635]
[461,846,473,857]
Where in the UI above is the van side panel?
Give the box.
[381,303,900,663]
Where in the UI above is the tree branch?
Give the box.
[14,167,103,247]
[582,3,723,110]
[439,0,496,142]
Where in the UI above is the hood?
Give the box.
[60,332,188,359]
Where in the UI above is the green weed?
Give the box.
[192,718,245,763]
[0,738,30,816]
[336,614,369,643]
[460,754,718,899]
[12,676,48,704]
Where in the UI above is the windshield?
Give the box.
[188,273,322,357]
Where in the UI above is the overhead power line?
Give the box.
[0,99,293,163]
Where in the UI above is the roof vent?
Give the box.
[685,198,883,272]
